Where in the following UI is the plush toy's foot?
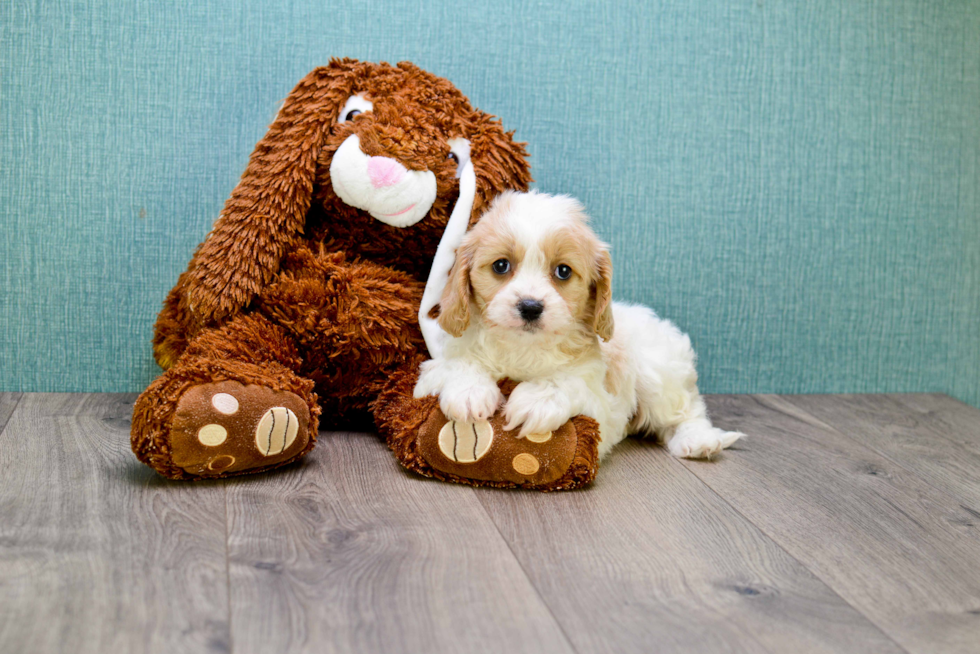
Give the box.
[168,380,312,477]
[374,371,600,491]
[132,350,320,480]
[416,411,588,486]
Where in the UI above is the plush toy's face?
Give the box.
[329,94,469,229]
[180,60,531,328]
[303,60,531,277]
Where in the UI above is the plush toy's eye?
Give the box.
[447,138,471,179]
[338,95,373,124]
[492,259,511,274]
[554,264,572,280]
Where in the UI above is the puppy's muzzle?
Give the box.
[517,298,544,323]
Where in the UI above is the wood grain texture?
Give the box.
[225,430,574,654]
[786,394,980,515]
[697,394,980,654]
[7,392,980,654]
[0,393,22,434]
[894,394,980,447]
[0,393,230,654]
[476,439,904,654]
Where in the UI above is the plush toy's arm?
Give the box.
[184,65,350,325]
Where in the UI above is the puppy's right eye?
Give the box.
[492,259,511,274]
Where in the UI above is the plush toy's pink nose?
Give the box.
[366,156,406,188]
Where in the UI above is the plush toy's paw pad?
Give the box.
[438,420,493,463]
[418,408,578,486]
[255,406,301,456]
[170,381,311,476]
[524,431,552,443]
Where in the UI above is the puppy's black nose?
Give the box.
[517,299,544,322]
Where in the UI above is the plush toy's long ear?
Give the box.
[419,157,476,358]
[467,113,533,224]
[419,111,531,358]
[593,249,615,341]
[184,60,359,324]
[437,239,475,338]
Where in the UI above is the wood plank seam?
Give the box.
[0,393,232,653]
[667,448,913,654]
[785,395,980,520]
[689,394,980,653]
[473,487,583,654]
[474,434,910,653]
[888,394,980,448]
[224,430,577,654]
[223,482,234,654]
[916,393,978,412]
[0,393,24,435]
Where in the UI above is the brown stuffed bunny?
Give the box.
[132,59,599,489]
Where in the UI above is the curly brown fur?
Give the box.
[134,59,531,479]
[159,59,530,339]
[254,244,430,429]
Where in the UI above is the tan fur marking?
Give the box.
[438,240,474,337]
[592,248,614,341]
[452,207,530,323]
[542,222,598,329]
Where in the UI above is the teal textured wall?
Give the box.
[2,1,978,406]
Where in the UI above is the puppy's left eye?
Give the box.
[554,264,572,280]
[492,259,511,274]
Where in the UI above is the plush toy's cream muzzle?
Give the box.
[330,134,438,228]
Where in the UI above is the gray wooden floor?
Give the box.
[2,393,980,653]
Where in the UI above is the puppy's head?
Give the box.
[439,191,614,342]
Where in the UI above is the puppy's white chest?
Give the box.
[451,332,578,382]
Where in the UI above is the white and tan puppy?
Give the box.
[414,190,743,459]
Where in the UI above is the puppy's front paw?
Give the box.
[503,382,573,438]
[668,423,743,459]
[439,382,504,424]
[413,363,444,399]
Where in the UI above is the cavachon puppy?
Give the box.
[414,190,744,459]
[132,59,532,479]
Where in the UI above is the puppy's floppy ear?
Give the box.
[592,248,615,341]
[437,240,475,338]
[185,59,362,324]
